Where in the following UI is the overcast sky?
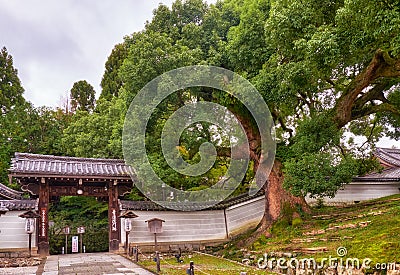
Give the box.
[0,0,179,108]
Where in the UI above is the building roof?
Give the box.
[9,152,134,180]
[0,182,23,200]
[354,147,400,182]
[0,199,37,211]
[375,147,400,168]
[120,190,265,211]
[354,167,400,182]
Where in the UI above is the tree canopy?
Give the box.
[70,80,96,112]
[1,0,400,217]
[0,47,25,115]
[99,43,128,101]
[57,0,400,202]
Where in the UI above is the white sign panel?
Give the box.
[72,236,79,253]
[63,226,70,235]
[77,226,85,234]
[40,208,46,237]
[124,219,132,232]
[25,218,35,234]
[111,209,117,231]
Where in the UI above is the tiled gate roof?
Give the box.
[354,167,400,182]
[9,153,134,179]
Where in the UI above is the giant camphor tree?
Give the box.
[0,47,25,115]
[221,0,400,233]
[254,0,400,220]
[62,0,400,236]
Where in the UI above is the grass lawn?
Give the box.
[223,194,400,272]
[131,195,399,274]
[137,252,269,275]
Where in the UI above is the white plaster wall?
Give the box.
[123,210,227,245]
[306,182,400,204]
[120,196,266,245]
[226,196,265,237]
[0,211,37,249]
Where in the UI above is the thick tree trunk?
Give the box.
[236,159,309,247]
[232,111,309,245]
[260,160,309,230]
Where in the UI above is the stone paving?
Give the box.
[0,265,37,275]
[0,252,155,275]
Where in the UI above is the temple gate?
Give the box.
[8,153,134,256]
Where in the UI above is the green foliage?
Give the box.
[120,31,202,105]
[0,47,71,185]
[4,0,399,203]
[100,43,128,101]
[291,217,303,227]
[335,0,400,60]
[0,104,70,184]
[226,0,272,77]
[292,115,341,154]
[70,80,96,112]
[106,0,400,199]
[60,96,126,158]
[49,226,109,254]
[284,152,357,198]
[116,1,254,193]
[379,85,400,140]
[0,47,25,115]
[0,47,27,184]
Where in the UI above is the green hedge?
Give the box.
[49,225,109,254]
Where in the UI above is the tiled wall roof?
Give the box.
[0,183,23,200]
[0,199,37,211]
[120,190,265,211]
[354,147,400,181]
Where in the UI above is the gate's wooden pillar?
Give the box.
[108,180,120,251]
[38,178,50,256]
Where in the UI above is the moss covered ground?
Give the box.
[134,195,399,274]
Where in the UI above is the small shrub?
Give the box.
[316,198,324,208]
[292,217,303,227]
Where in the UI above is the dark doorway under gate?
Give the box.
[48,196,109,254]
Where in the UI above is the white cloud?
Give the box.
[0,0,177,107]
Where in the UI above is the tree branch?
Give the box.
[334,49,400,128]
[353,81,389,110]
[351,103,400,120]
[358,119,377,150]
